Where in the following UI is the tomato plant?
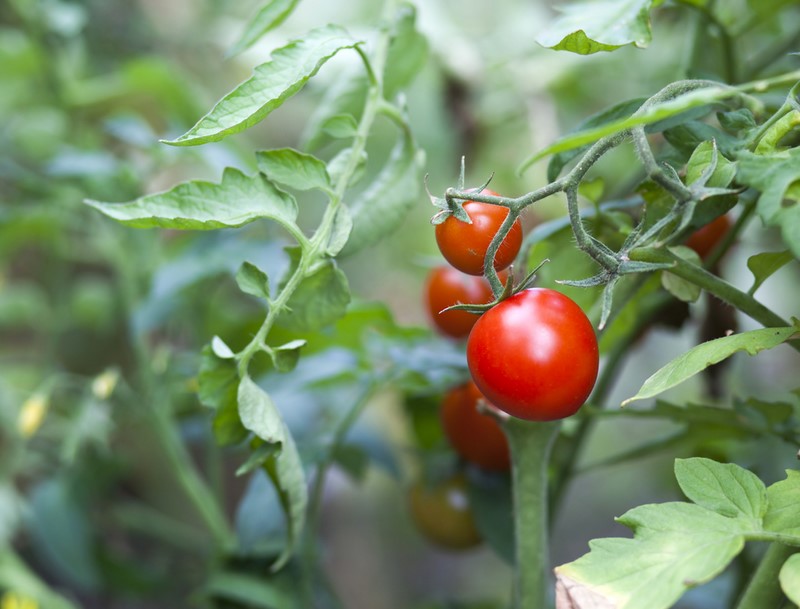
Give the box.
[466,288,599,421]
[434,190,523,275]
[423,265,506,339]
[440,381,510,471]
[686,214,733,259]
[407,475,482,551]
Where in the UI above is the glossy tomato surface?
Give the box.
[434,190,522,276]
[424,266,506,339]
[466,288,598,421]
[441,381,510,471]
[408,475,482,550]
[686,214,732,259]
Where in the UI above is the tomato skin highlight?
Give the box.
[466,288,599,421]
[435,190,523,276]
[408,475,482,550]
[424,266,505,339]
[441,382,510,471]
[686,214,732,259]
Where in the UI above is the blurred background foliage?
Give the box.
[1,0,800,608]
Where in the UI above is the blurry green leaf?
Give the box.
[302,71,368,150]
[331,443,370,481]
[660,246,702,303]
[238,377,307,570]
[205,569,302,609]
[780,553,800,604]
[685,141,736,187]
[236,261,271,299]
[271,339,306,373]
[211,336,235,359]
[86,168,298,231]
[383,3,428,100]
[235,470,288,555]
[764,470,800,536]
[327,146,367,186]
[717,108,757,134]
[236,442,280,476]
[622,325,799,406]
[0,552,79,609]
[256,148,332,192]
[467,473,514,564]
[28,477,101,591]
[320,114,359,139]
[326,204,353,256]
[199,346,247,445]
[339,130,422,256]
[547,98,646,181]
[228,0,300,57]
[747,250,794,295]
[521,84,736,172]
[675,458,766,521]
[278,253,351,332]
[164,26,360,146]
[404,394,446,451]
[663,121,742,160]
[738,149,800,259]
[536,0,658,54]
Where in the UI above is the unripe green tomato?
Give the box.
[408,474,482,550]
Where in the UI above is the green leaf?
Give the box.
[271,339,306,373]
[86,168,298,230]
[780,553,800,605]
[338,130,423,256]
[467,473,514,564]
[674,458,766,522]
[556,502,749,609]
[737,149,800,259]
[204,569,302,609]
[256,148,332,192]
[747,250,794,295]
[211,335,236,359]
[717,108,757,133]
[237,377,307,570]
[663,121,742,160]
[622,325,799,406]
[164,25,361,146]
[660,246,702,303]
[28,478,101,591]
[326,204,353,256]
[331,444,370,481]
[320,114,359,139]
[536,0,658,55]
[0,552,79,609]
[228,0,300,57]
[685,140,736,187]
[327,146,368,186]
[197,349,246,446]
[383,3,428,100]
[521,84,737,171]
[764,470,800,536]
[236,261,271,299]
[278,252,351,332]
[236,442,280,477]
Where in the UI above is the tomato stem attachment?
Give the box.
[503,418,560,609]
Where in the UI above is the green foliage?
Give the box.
[555,459,800,609]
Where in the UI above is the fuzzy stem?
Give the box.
[504,419,560,609]
[735,543,797,609]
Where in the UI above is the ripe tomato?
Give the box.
[408,474,482,550]
[686,214,732,259]
[441,382,510,471]
[466,288,598,421]
[424,266,507,339]
[435,189,523,276]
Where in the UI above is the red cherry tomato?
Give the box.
[408,474,482,550]
[466,288,599,421]
[435,189,523,276]
[424,266,507,339]
[441,381,510,471]
[686,214,732,259]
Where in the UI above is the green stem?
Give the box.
[504,419,560,609]
[107,228,234,549]
[628,246,795,336]
[736,543,798,609]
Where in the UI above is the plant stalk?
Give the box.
[735,543,797,609]
[504,418,560,609]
